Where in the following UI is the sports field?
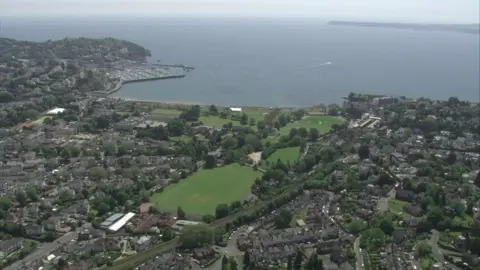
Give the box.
[151,164,262,215]
[279,116,344,136]
[267,147,300,164]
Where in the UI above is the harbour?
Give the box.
[97,63,194,96]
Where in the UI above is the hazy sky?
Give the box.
[1,0,479,23]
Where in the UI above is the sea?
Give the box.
[2,16,479,107]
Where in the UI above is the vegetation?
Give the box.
[266,147,301,164]
[151,164,262,215]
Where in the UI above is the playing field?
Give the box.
[267,147,300,164]
[151,108,182,115]
[279,116,344,136]
[151,164,262,215]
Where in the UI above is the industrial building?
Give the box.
[108,212,136,233]
[100,213,125,229]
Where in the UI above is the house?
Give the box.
[24,224,45,236]
[43,216,62,231]
[403,204,425,217]
[455,235,467,250]
[192,247,215,261]
[0,238,23,259]
[395,189,415,202]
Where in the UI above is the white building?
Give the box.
[108,212,135,232]
[230,107,243,113]
[46,108,66,115]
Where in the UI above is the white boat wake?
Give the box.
[305,62,333,68]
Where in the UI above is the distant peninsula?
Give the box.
[328,21,480,35]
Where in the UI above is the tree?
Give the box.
[222,255,229,270]
[90,166,107,181]
[358,145,370,159]
[177,206,186,219]
[475,171,480,188]
[15,190,27,206]
[293,250,303,270]
[240,113,248,125]
[0,197,11,211]
[97,202,110,216]
[179,224,213,249]
[229,257,239,270]
[25,187,38,202]
[162,228,175,241]
[306,253,324,270]
[216,204,230,219]
[222,136,237,149]
[287,255,293,270]
[209,105,219,115]
[180,105,201,121]
[417,241,432,258]
[309,128,319,141]
[446,152,457,165]
[205,155,216,169]
[167,119,185,136]
[249,118,256,127]
[243,250,251,269]
[202,214,216,224]
[274,209,293,229]
[347,219,366,234]
[298,127,308,138]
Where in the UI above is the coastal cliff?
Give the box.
[328,21,480,35]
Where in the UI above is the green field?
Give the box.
[388,199,408,214]
[279,116,344,136]
[151,108,182,115]
[267,147,301,164]
[32,116,50,125]
[151,164,262,215]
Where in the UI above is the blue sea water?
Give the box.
[2,16,479,106]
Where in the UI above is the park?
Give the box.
[267,147,301,164]
[151,164,262,215]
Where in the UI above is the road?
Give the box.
[428,230,462,270]
[354,236,364,270]
[5,231,77,270]
[208,229,245,270]
[377,187,396,213]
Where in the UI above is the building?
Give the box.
[108,212,136,232]
[230,107,243,112]
[46,108,66,115]
[0,238,23,259]
[101,213,125,229]
[172,220,202,230]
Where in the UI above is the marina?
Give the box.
[107,65,191,84]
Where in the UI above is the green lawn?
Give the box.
[151,164,262,215]
[279,116,344,136]
[199,116,240,128]
[32,116,50,125]
[151,108,182,115]
[267,147,301,164]
[388,199,408,214]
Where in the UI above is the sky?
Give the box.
[1,0,479,23]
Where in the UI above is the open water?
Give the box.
[2,16,479,106]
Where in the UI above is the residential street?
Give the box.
[428,230,462,270]
[5,231,77,270]
[354,236,364,270]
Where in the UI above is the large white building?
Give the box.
[108,212,135,232]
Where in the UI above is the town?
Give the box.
[0,37,479,270]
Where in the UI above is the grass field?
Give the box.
[279,116,344,136]
[388,199,408,214]
[151,164,262,215]
[267,147,301,164]
[32,116,50,125]
[151,108,182,115]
